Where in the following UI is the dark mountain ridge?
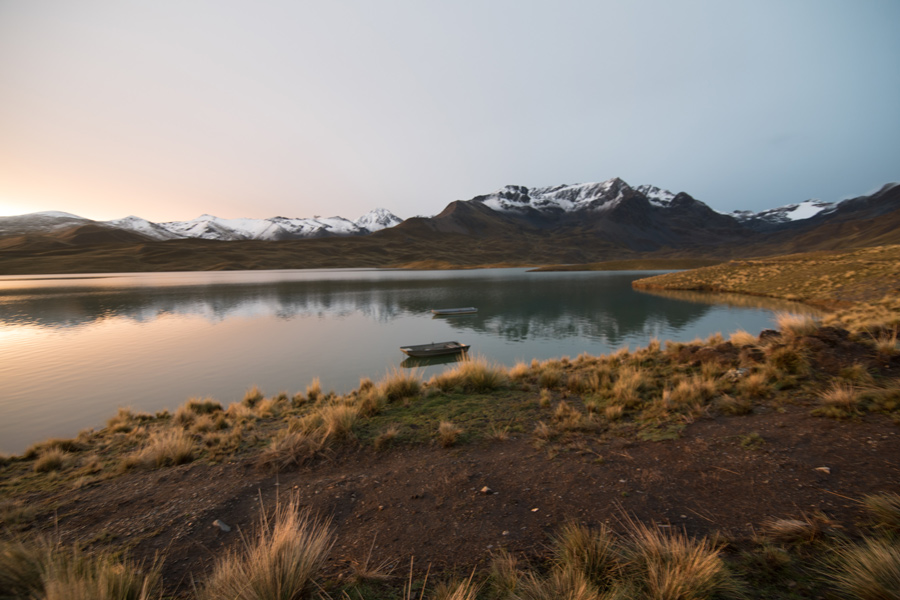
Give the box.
[0,179,897,274]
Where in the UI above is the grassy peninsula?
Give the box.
[2,247,899,600]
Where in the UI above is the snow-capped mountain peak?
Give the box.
[473,178,676,215]
[354,208,403,232]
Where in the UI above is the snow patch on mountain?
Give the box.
[731,199,836,224]
[635,184,676,207]
[105,216,183,240]
[155,209,403,241]
[475,178,676,214]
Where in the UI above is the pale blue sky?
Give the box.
[1,0,898,221]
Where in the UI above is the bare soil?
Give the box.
[19,403,900,596]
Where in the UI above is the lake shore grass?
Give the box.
[2,245,899,599]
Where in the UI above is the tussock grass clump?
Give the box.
[766,345,809,376]
[762,516,826,545]
[824,537,900,600]
[242,385,265,408]
[0,539,45,599]
[537,367,564,390]
[257,430,322,472]
[121,429,194,470]
[379,369,422,402]
[201,497,333,600]
[42,548,161,600]
[428,356,507,393]
[552,522,620,589]
[605,404,625,421]
[186,397,223,414]
[509,567,599,600]
[775,312,819,338]
[873,328,899,356]
[24,437,85,459]
[715,394,753,416]
[817,383,862,418]
[625,520,739,600]
[0,500,38,528]
[105,408,142,434]
[737,371,771,399]
[454,355,508,392]
[355,388,386,417]
[663,374,717,410]
[0,540,161,600]
[729,329,759,346]
[319,403,359,442]
[374,424,400,450]
[174,398,223,426]
[508,361,531,380]
[432,575,480,600]
[611,366,647,408]
[438,421,463,447]
[306,378,322,403]
[863,492,900,533]
[33,448,69,473]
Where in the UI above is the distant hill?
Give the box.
[0,180,897,274]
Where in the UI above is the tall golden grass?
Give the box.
[201,496,333,600]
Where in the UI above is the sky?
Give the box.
[1,0,898,222]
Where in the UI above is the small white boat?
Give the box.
[400,341,470,358]
[431,307,477,316]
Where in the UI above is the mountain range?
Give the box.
[0,178,897,274]
[0,208,402,242]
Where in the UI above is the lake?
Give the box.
[0,268,813,454]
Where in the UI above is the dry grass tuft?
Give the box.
[737,372,771,399]
[306,378,322,403]
[257,430,322,472]
[489,550,520,597]
[33,448,69,473]
[612,366,647,408]
[242,385,265,408]
[374,424,400,450]
[508,361,531,380]
[824,537,900,600]
[0,539,45,599]
[863,492,900,533]
[715,395,753,416]
[625,520,739,600]
[729,329,759,346]
[438,421,463,447]
[775,312,819,338]
[201,496,333,600]
[122,429,194,470]
[819,383,861,414]
[538,367,564,390]
[762,516,826,545]
[318,403,359,442]
[605,405,625,421]
[873,328,899,356]
[454,355,508,392]
[552,521,620,589]
[380,369,422,402]
[0,540,161,600]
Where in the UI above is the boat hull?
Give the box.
[400,341,470,358]
[431,307,477,315]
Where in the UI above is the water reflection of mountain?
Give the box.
[0,271,751,345]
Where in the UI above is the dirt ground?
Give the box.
[22,401,900,596]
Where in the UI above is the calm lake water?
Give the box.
[0,268,814,454]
